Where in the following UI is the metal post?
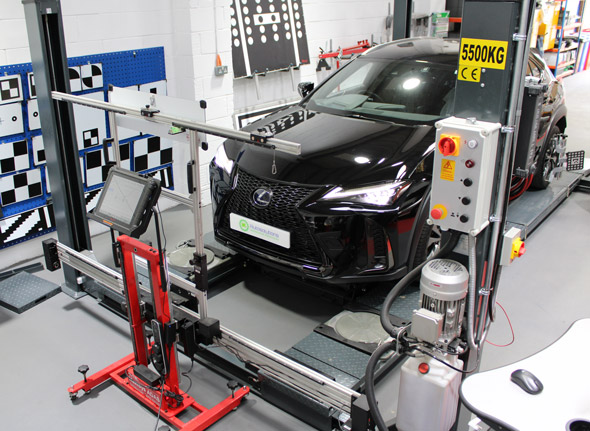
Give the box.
[393,0,412,40]
[22,0,91,297]
[484,0,536,327]
[107,110,122,166]
[189,130,209,318]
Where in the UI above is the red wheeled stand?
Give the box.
[68,235,249,431]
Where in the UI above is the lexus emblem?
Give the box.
[252,188,272,208]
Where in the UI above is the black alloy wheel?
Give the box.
[531,125,561,189]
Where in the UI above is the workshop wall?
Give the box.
[232,0,394,114]
[187,0,235,206]
[0,0,235,208]
[0,1,191,98]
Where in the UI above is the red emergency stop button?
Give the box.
[430,204,448,220]
[438,135,460,157]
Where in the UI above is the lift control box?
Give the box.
[430,117,501,234]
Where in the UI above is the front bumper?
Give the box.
[211,166,406,284]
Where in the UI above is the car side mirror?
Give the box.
[297,82,314,98]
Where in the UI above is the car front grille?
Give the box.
[219,168,324,265]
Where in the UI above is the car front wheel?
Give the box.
[531,125,561,189]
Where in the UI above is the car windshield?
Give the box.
[304,57,458,123]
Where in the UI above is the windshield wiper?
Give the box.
[348,113,377,121]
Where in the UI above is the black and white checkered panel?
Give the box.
[85,188,102,213]
[0,103,25,137]
[73,92,107,150]
[146,165,173,189]
[83,128,99,148]
[68,66,82,93]
[139,80,167,95]
[28,72,36,99]
[27,99,41,131]
[84,148,111,188]
[82,143,131,188]
[133,136,173,172]
[0,204,54,247]
[0,75,23,105]
[118,142,131,171]
[0,168,42,207]
[81,63,103,91]
[0,140,29,175]
[32,135,45,166]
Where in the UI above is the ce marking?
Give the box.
[458,65,481,83]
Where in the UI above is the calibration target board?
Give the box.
[458,38,509,82]
[231,0,310,78]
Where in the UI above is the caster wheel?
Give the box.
[69,392,77,401]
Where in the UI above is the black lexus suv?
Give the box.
[209,37,566,286]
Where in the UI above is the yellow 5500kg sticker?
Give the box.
[459,38,509,70]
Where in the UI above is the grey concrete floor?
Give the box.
[0,70,589,430]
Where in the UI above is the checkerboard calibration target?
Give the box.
[133,136,173,172]
[0,76,22,104]
[230,0,310,78]
[0,169,42,206]
[0,140,29,174]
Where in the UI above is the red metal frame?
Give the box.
[319,40,372,69]
[318,40,372,59]
[68,235,249,430]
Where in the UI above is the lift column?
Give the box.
[430,0,536,428]
[22,0,92,297]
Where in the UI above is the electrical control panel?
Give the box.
[430,117,501,234]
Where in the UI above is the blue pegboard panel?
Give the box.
[0,47,168,249]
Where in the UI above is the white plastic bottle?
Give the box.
[396,354,463,431]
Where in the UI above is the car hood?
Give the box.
[226,105,436,186]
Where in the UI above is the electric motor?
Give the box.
[411,259,468,345]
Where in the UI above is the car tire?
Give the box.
[411,221,443,268]
[531,125,561,190]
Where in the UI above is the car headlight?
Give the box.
[213,144,234,175]
[319,181,410,206]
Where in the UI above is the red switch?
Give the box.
[511,238,526,260]
[438,135,460,157]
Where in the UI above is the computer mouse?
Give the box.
[510,369,543,395]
